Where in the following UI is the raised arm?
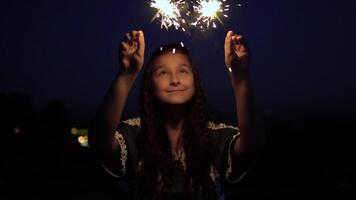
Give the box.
[224,30,264,159]
[89,30,145,158]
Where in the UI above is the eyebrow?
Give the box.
[153,66,165,73]
[179,64,190,68]
[153,64,191,72]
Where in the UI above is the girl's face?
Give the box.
[152,52,195,105]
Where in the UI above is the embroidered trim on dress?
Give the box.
[115,131,128,175]
[225,134,237,179]
[207,121,239,131]
[157,172,164,191]
[172,148,187,171]
[138,160,143,171]
[178,148,186,171]
[210,165,220,184]
[225,134,247,183]
[98,159,121,178]
[122,117,141,126]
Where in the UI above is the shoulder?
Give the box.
[116,117,142,141]
[206,121,240,146]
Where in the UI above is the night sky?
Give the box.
[1,0,355,119]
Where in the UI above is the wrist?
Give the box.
[226,57,249,78]
[117,69,139,84]
[228,65,249,81]
[118,64,141,76]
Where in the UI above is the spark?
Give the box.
[192,0,229,31]
[228,67,232,72]
[150,0,185,30]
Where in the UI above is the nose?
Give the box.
[170,73,180,86]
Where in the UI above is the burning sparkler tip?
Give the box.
[149,0,233,32]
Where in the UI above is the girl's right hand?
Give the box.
[119,30,145,75]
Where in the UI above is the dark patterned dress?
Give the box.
[99,117,248,200]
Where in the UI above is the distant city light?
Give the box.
[71,127,89,147]
[71,127,78,135]
[14,126,21,135]
[78,135,89,147]
[70,127,88,135]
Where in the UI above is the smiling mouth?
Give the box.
[167,89,185,93]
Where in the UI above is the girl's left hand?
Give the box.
[224,30,249,77]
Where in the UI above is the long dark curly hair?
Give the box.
[136,43,217,199]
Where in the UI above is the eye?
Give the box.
[158,70,167,76]
[180,68,189,74]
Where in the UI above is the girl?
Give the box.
[89,30,262,199]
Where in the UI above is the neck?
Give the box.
[160,104,188,152]
[161,104,186,131]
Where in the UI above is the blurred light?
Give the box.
[78,136,85,143]
[70,127,88,135]
[77,135,89,147]
[71,127,78,135]
[14,126,21,135]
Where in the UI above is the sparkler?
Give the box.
[192,0,230,31]
[150,0,186,30]
[149,0,238,32]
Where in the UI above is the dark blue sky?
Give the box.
[1,0,355,120]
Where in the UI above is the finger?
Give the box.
[137,30,145,57]
[131,30,138,48]
[233,34,249,52]
[124,33,132,43]
[132,41,138,52]
[132,30,138,38]
[232,35,241,49]
[120,41,130,51]
[233,34,244,44]
[224,30,234,55]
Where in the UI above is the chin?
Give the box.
[158,96,193,105]
[163,98,191,105]
[156,91,194,105]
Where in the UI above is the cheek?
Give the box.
[186,75,196,95]
[152,78,165,96]
[187,75,195,88]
